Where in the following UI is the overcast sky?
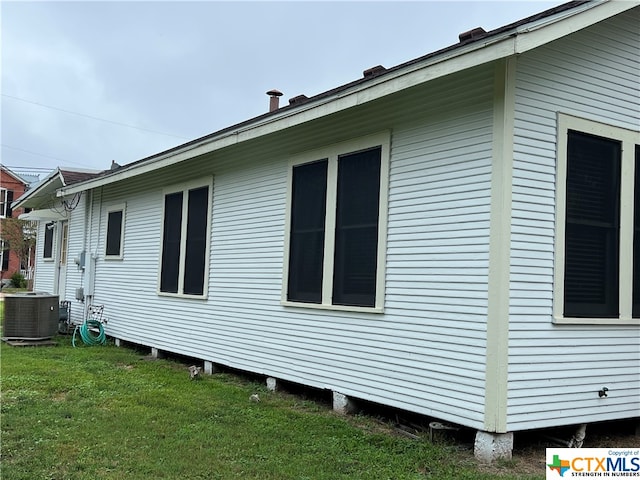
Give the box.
[2,1,565,179]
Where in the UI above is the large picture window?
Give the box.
[159,180,212,297]
[554,114,640,324]
[105,204,126,259]
[283,133,389,312]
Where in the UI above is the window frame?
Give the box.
[43,222,55,261]
[554,113,640,325]
[0,240,9,271]
[104,203,126,260]
[281,132,390,313]
[59,221,69,266]
[157,178,213,299]
[0,188,10,218]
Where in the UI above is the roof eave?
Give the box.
[12,169,64,210]
[59,0,630,197]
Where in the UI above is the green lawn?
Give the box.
[0,311,541,479]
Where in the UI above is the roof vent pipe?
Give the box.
[266,89,283,112]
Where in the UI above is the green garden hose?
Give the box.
[72,320,106,347]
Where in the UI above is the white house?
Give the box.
[14,0,640,461]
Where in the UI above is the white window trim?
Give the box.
[157,177,213,299]
[43,222,55,262]
[0,187,7,218]
[281,131,390,313]
[104,203,126,260]
[0,240,6,270]
[553,113,640,325]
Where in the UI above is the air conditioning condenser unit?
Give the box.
[3,293,59,340]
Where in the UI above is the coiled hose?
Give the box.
[72,320,106,347]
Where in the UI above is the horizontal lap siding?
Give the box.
[33,222,55,293]
[88,68,493,430]
[384,68,494,427]
[508,9,640,430]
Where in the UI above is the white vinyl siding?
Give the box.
[33,221,57,292]
[86,66,494,431]
[509,8,640,430]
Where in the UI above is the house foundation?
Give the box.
[151,347,165,359]
[266,377,279,391]
[203,361,217,375]
[474,431,513,463]
[332,392,357,414]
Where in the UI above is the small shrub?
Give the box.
[10,271,27,289]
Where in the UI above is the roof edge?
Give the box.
[59,0,634,197]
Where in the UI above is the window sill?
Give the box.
[281,300,384,314]
[43,258,54,262]
[553,316,640,326]
[104,255,123,261]
[157,291,208,300]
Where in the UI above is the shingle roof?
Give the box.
[59,169,102,186]
[61,0,620,196]
[90,1,588,178]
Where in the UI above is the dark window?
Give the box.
[333,148,381,307]
[105,210,123,257]
[287,160,328,303]
[43,222,54,259]
[633,145,640,317]
[286,144,383,309]
[160,192,183,294]
[183,187,209,295]
[564,131,621,317]
[160,185,210,296]
[6,191,13,218]
[1,243,9,271]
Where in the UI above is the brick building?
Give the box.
[0,165,36,284]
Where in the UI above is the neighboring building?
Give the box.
[13,1,640,462]
[0,165,36,283]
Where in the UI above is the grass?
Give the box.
[0,304,543,479]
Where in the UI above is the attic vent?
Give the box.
[458,27,486,42]
[363,65,386,78]
[289,94,308,106]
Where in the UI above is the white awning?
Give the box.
[18,209,68,221]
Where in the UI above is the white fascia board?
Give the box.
[512,0,636,53]
[58,1,630,197]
